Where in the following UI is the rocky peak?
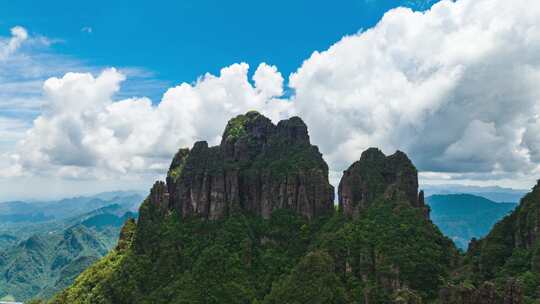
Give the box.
[276,116,310,145]
[149,112,334,221]
[338,148,427,218]
[220,111,275,162]
[221,111,273,143]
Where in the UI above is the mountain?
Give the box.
[0,191,142,224]
[0,226,107,300]
[0,192,143,250]
[48,112,459,303]
[163,111,334,220]
[439,182,540,303]
[0,195,141,302]
[423,184,527,203]
[427,194,517,250]
[339,147,429,218]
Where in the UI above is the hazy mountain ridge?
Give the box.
[0,192,143,302]
[0,192,143,250]
[0,191,143,223]
[423,184,527,203]
[427,194,517,250]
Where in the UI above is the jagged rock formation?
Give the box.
[156,111,334,220]
[338,147,428,218]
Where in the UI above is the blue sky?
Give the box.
[0,0,438,100]
[2,0,540,200]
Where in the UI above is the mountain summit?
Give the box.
[149,111,334,221]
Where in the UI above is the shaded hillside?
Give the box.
[427,194,517,249]
[439,183,540,303]
[0,206,137,302]
[49,113,458,304]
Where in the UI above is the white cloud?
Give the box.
[11,64,292,179]
[4,0,540,192]
[289,0,540,187]
[253,63,284,98]
[0,26,170,185]
[0,26,28,60]
[81,27,93,34]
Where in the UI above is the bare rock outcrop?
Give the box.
[338,148,428,218]
[148,111,334,220]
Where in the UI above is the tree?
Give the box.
[263,250,346,304]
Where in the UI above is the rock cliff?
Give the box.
[439,279,524,304]
[338,147,428,218]
[153,111,334,220]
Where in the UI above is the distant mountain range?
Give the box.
[0,191,144,302]
[0,190,143,222]
[426,194,517,250]
[423,184,527,203]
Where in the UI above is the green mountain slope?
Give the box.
[439,182,540,303]
[0,207,137,302]
[0,226,106,301]
[49,202,456,303]
[427,194,517,249]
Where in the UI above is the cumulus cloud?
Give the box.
[5,0,540,189]
[12,64,292,179]
[290,0,540,183]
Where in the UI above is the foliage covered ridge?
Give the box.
[439,180,540,303]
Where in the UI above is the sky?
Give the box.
[1,0,540,200]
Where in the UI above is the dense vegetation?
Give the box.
[427,194,517,249]
[41,180,540,304]
[49,195,457,304]
[449,183,540,303]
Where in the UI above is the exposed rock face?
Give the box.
[338,148,427,218]
[503,279,523,304]
[150,111,334,220]
[438,279,524,304]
